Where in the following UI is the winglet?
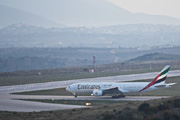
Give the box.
[139,65,170,92]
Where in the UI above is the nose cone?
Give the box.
[66,86,69,91]
[66,86,71,92]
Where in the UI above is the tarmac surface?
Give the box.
[11,94,170,101]
[0,93,87,112]
[0,93,170,112]
[0,70,179,112]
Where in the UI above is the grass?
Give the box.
[1,60,180,86]
[0,68,156,86]
[0,68,155,86]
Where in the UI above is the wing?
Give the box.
[93,87,130,96]
[102,87,122,95]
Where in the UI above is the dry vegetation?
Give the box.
[0,97,180,120]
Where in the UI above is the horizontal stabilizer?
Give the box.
[167,83,177,87]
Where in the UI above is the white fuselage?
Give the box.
[66,65,175,97]
[66,82,168,95]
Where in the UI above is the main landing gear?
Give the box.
[112,95,125,98]
[112,92,125,98]
[72,92,77,98]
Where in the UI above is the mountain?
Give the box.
[1,0,180,27]
[0,5,64,28]
[0,56,66,72]
[129,53,180,61]
[0,24,180,48]
[55,0,180,26]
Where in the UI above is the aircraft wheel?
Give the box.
[112,95,120,98]
[119,95,125,98]
[112,95,125,98]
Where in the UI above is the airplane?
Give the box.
[66,65,177,98]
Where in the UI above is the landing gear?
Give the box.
[73,93,77,98]
[112,95,119,98]
[112,92,125,98]
[119,94,126,98]
[112,95,125,98]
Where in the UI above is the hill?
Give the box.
[53,0,180,26]
[0,5,63,28]
[1,47,180,73]
[1,0,180,27]
[0,24,180,48]
[129,53,180,61]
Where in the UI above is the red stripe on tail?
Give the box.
[139,74,160,92]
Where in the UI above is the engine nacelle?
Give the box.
[93,90,103,96]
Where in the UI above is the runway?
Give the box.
[0,70,179,93]
[0,70,179,112]
[0,93,87,112]
[10,94,170,101]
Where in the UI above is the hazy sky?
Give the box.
[107,0,180,19]
[0,0,180,19]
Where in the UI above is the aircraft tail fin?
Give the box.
[153,65,170,84]
[139,65,170,92]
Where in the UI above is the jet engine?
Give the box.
[93,90,103,96]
